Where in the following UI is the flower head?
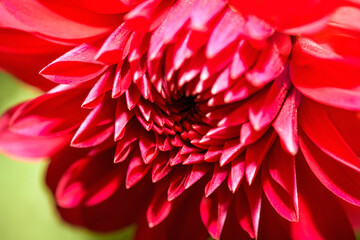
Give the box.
[1,0,360,239]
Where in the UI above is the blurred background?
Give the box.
[0,72,133,240]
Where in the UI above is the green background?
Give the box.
[0,72,133,240]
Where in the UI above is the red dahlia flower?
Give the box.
[1,0,360,239]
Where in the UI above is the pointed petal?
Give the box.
[300,99,360,171]
[272,88,301,155]
[228,153,245,193]
[40,43,108,84]
[147,182,173,228]
[262,140,299,221]
[299,130,360,206]
[205,163,230,197]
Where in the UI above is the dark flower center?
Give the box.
[165,92,205,138]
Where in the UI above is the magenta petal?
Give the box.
[262,140,299,221]
[184,163,211,189]
[235,179,262,239]
[291,155,356,240]
[190,0,226,31]
[272,88,301,155]
[299,131,360,206]
[55,149,123,208]
[40,43,108,84]
[227,153,245,193]
[200,185,232,239]
[82,69,114,108]
[167,167,188,201]
[206,8,245,58]
[126,148,151,188]
[95,23,132,64]
[205,163,229,197]
[300,99,360,172]
[245,130,277,185]
[249,70,291,131]
[71,98,115,148]
[139,130,158,164]
[291,36,360,111]
[151,152,171,183]
[146,182,173,228]
[1,0,118,42]
[10,86,88,137]
[0,105,72,160]
[148,0,196,60]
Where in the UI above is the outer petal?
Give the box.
[40,43,108,84]
[46,147,153,232]
[0,105,72,159]
[290,154,356,240]
[299,130,360,206]
[291,15,360,111]
[228,0,344,31]
[1,0,120,43]
[0,28,69,90]
[10,86,89,137]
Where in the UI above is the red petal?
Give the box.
[227,153,245,193]
[245,129,277,185]
[139,130,158,164]
[40,43,108,84]
[184,163,211,189]
[0,105,72,159]
[324,105,360,155]
[246,36,289,87]
[148,0,196,60]
[95,23,132,64]
[125,0,162,31]
[299,130,360,206]
[249,69,291,131]
[291,36,360,111]
[300,99,360,172]
[291,155,356,240]
[114,96,134,140]
[126,147,151,188]
[151,151,171,182]
[200,185,232,239]
[262,140,299,221]
[272,88,301,155]
[230,40,259,79]
[205,163,229,197]
[219,138,244,166]
[190,0,226,31]
[71,97,115,148]
[206,8,245,58]
[228,0,343,31]
[10,86,88,137]
[2,0,119,42]
[67,0,139,14]
[114,125,137,163]
[55,149,123,208]
[82,69,114,108]
[147,182,173,227]
[235,179,262,238]
[167,167,188,201]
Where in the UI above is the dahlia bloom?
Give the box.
[1,0,360,239]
